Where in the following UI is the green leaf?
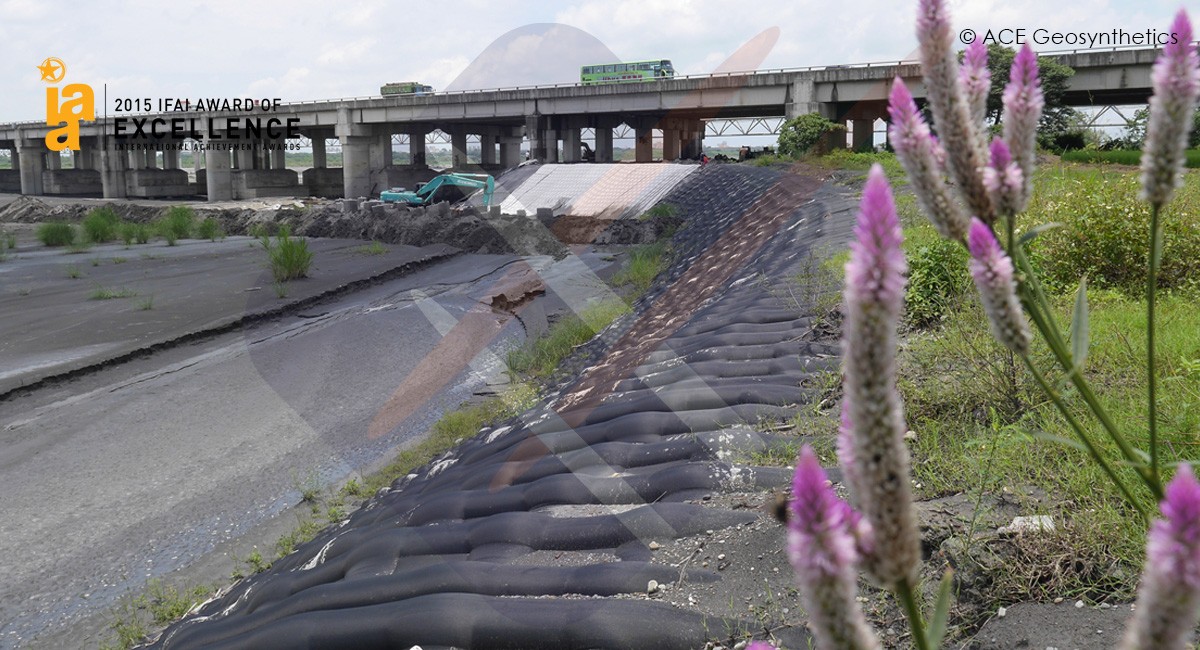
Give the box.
[926,568,955,648]
[1030,431,1090,453]
[1070,277,1089,370]
[1018,222,1063,246]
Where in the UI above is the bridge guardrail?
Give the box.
[1,40,1191,127]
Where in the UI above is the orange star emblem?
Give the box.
[38,57,66,83]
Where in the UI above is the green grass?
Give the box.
[158,206,195,243]
[119,222,152,245]
[810,149,907,182]
[355,241,387,255]
[196,217,224,242]
[361,381,539,495]
[611,241,669,294]
[65,264,83,279]
[637,203,677,221]
[66,241,93,254]
[1061,148,1200,168]
[261,226,314,282]
[505,301,631,380]
[82,207,121,243]
[137,296,154,310]
[91,286,138,300]
[4,232,15,250]
[37,222,75,247]
[100,580,213,650]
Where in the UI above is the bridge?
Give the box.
[0,45,1166,202]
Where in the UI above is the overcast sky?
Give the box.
[1,0,1189,121]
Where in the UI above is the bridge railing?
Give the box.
[1,40,1192,128]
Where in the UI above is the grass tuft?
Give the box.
[261,226,314,282]
[611,241,669,294]
[505,301,630,379]
[37,222,75,247]
[83,207,121,243]
[91,286,138,300]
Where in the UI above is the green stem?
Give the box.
[1147,204,1161,487]
[1013,247,1162,501]
[1020,354,1150,525]
[895,577,930,650]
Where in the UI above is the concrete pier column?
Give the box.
[204,145,233,201]
[193,147,204,174]
[46,152,62,170]
[236,147,255,171]
[662,129,680,161]
[340,135,372,198]
[681,121,704,159]
[377,134,393,168]
[163,149,179,170]
[311,137,327,168]
[594,127,613,163]
[561,128,581,163]
[480,134,497,166]
[16,141,44,195]
[851,119,874,151]
[407,132,426,167]
[543,129,558,163]
[100,143,128,198]
[72,149,84,169]
[10,148,18,173]
[634,127,653,163]
[525,115,545,162]
[499,136,522,168]
[271,146,286,170]
[450,130,468,169]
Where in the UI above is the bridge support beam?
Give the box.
[594,127,613,163]
[662,129,680,162]
[311,137,327,168]
[451,130,468,169]
[164,149,179,170]
[340,135,373,198]
[407,130,426,168]
[204,145,233,201]
[480,134,497,166]
[542,129,558,163]
[16,140,44,195]
[100,143,127,199]
[635,126,653,163]
[271,146,287,170]
[499,136,522,168]
[561,128,581,163]
[851,119,874,151]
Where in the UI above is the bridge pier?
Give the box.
[499,136,522,168]
[480,134,497,166]
[204,145,233,201]
[634,126,653,163]
[594,127,613,163]
[16,140,44,195]
[407,129,427,168]
[561,128,581,163]
[100,142,128,199]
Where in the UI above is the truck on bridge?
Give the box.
[381,81,434,95]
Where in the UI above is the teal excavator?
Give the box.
[379,173,494,207]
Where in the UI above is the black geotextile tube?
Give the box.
[156,594,807,649]
[148,166,856,649]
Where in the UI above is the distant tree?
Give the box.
[777,113,846,157]
[977,44,1076,145]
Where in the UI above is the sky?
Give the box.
[0,0,1190,122]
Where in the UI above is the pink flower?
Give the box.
[916,0,995,224]
[888,77,970,241]
[967,218,1031,354]
[1120,465,1200,649]
[1141,10,1200,208]
[1001,44,1044,209]
[981,139,1026,220]
[842,165,921,587]
[960,40,991,131]
[788,446,882,650]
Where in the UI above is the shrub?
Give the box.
[262,225,313,282]
[158,206,195,242]
[777,113,846,157]
[37,222,75,247]
[1030,167,1200,294]
[82,207,120,243]
[903,226,972,326]
[196,217,223,241]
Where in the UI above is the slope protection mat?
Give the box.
[498,163,698,220]
[151,164,858,649]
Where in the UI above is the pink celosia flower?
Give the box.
[916,0,994,224]
[788,446,882,650]
[842,165,921,587]
[981,139,1025,220]
[888,77,970,241]
[960,39,991,154]
[1001,44,1043,209]
[967,218,1031,354]
[1141,10,1200,208]
[745,643,777,650]
[1120,464,1200,649]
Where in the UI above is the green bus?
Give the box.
[581,60,675,85]
[381,81,434,96]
